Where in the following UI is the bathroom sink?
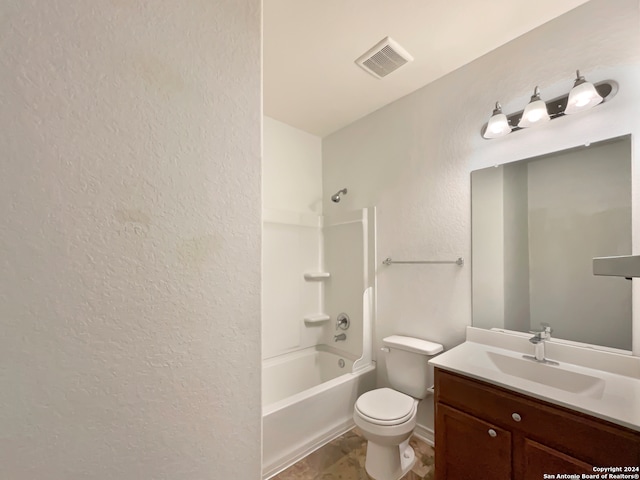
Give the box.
[428,328,640,432]
[485,351,605,397]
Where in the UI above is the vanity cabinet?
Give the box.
[434,368,640,479]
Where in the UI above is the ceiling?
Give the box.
[263,0,591,137]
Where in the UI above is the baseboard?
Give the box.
[413,423,435,447]
[262,420,355,480]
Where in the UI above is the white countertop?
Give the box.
[429,327,640,432]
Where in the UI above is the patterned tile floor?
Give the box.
[271,428,435,480]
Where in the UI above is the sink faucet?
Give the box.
[524,323,558,365]
[334,333,346,342]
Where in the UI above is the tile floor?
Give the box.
[271,428,435,480]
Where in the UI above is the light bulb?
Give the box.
[482,102,511,139]
[565,70,603,115]
[574,94,591,107]
[518,86,550,128]
[526,109,544,123]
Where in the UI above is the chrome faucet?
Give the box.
[334,333,346,342]
[524,323,558,365]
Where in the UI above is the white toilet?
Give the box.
[353,335,443,480]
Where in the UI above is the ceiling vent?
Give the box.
[355,36,414,79]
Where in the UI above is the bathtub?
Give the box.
[262,345,376,479]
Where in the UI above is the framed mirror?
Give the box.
[471,135,632,351]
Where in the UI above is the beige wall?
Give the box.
[0,1,262,478]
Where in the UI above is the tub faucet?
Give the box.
[334,333,346,342]
[524,323,558,365]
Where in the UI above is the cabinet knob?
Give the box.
[512,413,522,422]
[488,429,497,437]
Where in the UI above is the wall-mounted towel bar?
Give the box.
[382,257,464,266]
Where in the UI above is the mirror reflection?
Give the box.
[471,136,632,351]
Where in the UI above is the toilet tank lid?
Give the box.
[383,335,443,355]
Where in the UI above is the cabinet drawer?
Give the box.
[435,369,640,466]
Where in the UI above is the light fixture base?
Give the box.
[480,80,616,139]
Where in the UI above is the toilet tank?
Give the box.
[383,335,444,399]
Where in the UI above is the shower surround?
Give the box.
[261,207,376,478]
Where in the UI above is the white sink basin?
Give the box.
[485,351,606,397]
[428,328,640,432]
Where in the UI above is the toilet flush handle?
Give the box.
[381,347,390,353]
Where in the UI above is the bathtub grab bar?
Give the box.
[382,257,464,266]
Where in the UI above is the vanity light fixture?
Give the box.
[482,102,511,139]
[517,86,550,128]
[565,70,604,114]
[480,71,616,139]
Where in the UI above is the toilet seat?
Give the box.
[355,388,417,426]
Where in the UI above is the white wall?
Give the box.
[0,2,261,478]
[323,211,366,357]
[263,117,323,215]
[262,117,324,358]
[322,0,640,435]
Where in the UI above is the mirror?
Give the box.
[471,136,632,351]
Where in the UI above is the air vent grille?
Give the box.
[355,37,414,79]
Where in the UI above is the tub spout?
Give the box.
[334,333,346,342]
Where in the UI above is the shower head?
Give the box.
[331,188,348,203]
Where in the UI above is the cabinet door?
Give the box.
[515,437,593,480]
[436,403,512,480]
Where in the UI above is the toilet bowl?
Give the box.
[353,335,443,480]
[354,388,418,480]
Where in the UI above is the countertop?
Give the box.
[429,327,640,432]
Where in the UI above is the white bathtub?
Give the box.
[262,345,376,479]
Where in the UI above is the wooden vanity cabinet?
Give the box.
[434,368,640,479]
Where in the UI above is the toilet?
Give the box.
[353,335,443,480]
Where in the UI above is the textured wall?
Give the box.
[0,1,261,479]
[323,0,640,434]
